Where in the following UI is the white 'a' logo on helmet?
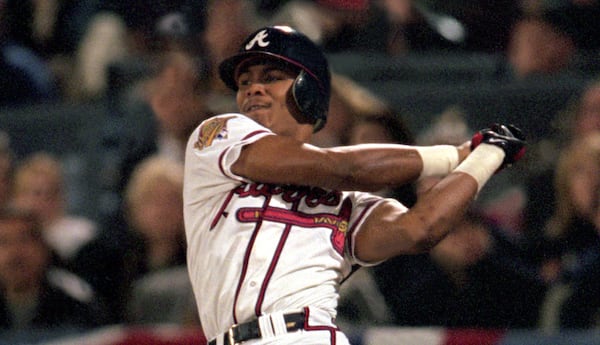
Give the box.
[245,30,270,50]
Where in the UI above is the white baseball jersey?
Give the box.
[183,114,400,342]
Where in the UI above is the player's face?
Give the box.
[235,62,300,136]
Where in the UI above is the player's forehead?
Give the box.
[234,56,299,79]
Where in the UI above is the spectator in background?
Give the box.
[118,50,216,183]
[102,40,226,243]
[0,0,58,107]
[68,4,129,99]
[94,6,224,245]
[70,0,205,100]
[202,0,261,93]
[310,74,368,147]
[10,152,100,269]
[6,152,125,323]
[122,155,186,274]
[537,133,600,330]
[145,52,215,162]
[506,0,600,79]
[115,2,219,172]
[346,110,414,147]
[13,0,107,99]
[0,0,102,60]
[78,155,188,324]
[506,14,576,79]
[0,207,109,331]
[553,78,600,146]
[120,156,189,324]
[523,78,600,257]
[311,73,410,148]
[540,0,600,52]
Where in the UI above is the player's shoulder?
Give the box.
[197,113,241,130]
[191,113,271,151]
[196,113,267,136]
[198,113,252,127]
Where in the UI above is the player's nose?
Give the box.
[245,81,267,96]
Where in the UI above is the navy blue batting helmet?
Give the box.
[219,26,331,132]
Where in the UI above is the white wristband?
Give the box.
[415,145,460,178]
[454,143,505,192]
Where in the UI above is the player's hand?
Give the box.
[470,124,526,169]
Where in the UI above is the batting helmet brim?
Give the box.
[219,51,323,92]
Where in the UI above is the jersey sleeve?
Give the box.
[184,114,273,201]
[345,192,409,267]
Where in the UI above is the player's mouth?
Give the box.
[244,102,270,113]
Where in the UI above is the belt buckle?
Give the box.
[227,324,239,345]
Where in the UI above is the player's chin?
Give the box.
[244,109,272,125]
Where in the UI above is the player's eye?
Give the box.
[237,75,250,87]
[263,73,281,83]
[266,70,294,83]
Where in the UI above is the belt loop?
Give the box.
[270,311,287,335]
[258,314,275,338]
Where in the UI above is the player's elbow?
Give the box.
[396,212,449,254]
[355,217,438,262]
[410,226,439,252]
[355,224,436,262]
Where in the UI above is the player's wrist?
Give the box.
[415,145,460,178]
[454,143,505,192]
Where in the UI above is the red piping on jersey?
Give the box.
[241,129,270,141]
[218,147,233,179]
[217,129,270,180]
[254,217,293,316]
[253,200,301,316]
[346,199,379,258]
[302,306,339,344]
[210,190,235,230]
[231,195,271,323]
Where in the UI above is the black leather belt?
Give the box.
[209,312,305,345]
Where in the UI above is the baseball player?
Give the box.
[183,26,526,345]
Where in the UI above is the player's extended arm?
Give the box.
[231,135,471,192]
[354,124,526,262]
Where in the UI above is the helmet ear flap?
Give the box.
[292,70,328,132]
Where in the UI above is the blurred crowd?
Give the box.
[1,0,600,340]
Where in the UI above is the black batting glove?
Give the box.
[471,123,527,170]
